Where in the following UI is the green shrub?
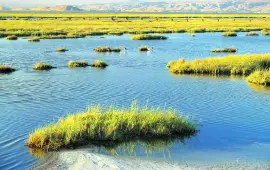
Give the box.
[68,60,88,68]
[131,34,168,40]
[26,103,197,151]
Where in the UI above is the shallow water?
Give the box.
[0,32,270,169]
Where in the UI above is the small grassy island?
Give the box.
[33,62,54,71]
[222,32,237,37]
[211,48,237,53]
[131,34,168,40]
[90,60,108,68]
[0,65,16,73]
[56,48,69,52]
[246,32,259,36]
[94,46,121,52]
[138,46,152,52]
[68,60,89,68]
[28,37,40,42]
[247,70,270,86]
[167,54,270,76]
[6,35,18,40]
[26,103,197,151]
[262,29,270,36]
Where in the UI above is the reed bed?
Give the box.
[222,31,237,37]
[68,60,88,68]
[26,103,197,151]
[167,54,270,75]
[33,62,54,70]
[247,70,270,86]
[131,34,168,40]
[94,46,121,52]
[211,48,237,53]
[90,60,108,68]
[0,65,15,73]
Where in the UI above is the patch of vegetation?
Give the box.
[222,32,237,37]
[168,54,270,75]
[33,62,54,70]
[246,32,259,36]
[138,46,151,52]
[211,48,237,53]
[0,65,16,73]
[262,29,270,36]
[90,60,108,68]
[247,70,270,86]
[56,48,69,52]
[94,46,121,52]
[6,35,18,40]
[68,60,88,68]
[26,102,197,151]
[131,34,168,40]
[28,37,40,42]
[108,32,124,36]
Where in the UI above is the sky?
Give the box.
[1,0,207,8]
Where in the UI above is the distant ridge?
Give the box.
[0,0,270,13]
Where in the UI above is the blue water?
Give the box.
[0,33,270,169]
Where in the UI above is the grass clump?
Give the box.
[211,48,237,53]
[138,46,151,52]
[222,32,237,37]
[33,62,54,71]
[28,37,40,42]
[246,32,259,36]
[90,60,108,68]
[262,29,270,36]
[26,103,197,151]
[6,35,18,40]
[131,34,168,40]
[0,65,16,73]
[56,48,69,52]
[168,54,270,76]
[68,60,88,68]
[247,70,270,86]
[94,46,121,53]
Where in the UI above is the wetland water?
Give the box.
[0,33,270,169]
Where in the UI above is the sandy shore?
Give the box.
[31,150,270,170]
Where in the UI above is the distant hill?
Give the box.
[1,1,270,13]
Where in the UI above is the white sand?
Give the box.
[32,150,270,170]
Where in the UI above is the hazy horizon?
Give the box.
[1,0,212,8]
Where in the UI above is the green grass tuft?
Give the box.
[222,32,237,37]
[131,34,168,40]
[247,70,270,86]
[0,65,16,73]
[94,46,121,53]
[68,60,88,68]
[211,48,237,53]
[56,48,69,52]
[6,35,18,40]
[33,62,54,70]
[90,60,108,68]
[138,46,151,52]
[28,37,40,42]
[26,103,197,151]
[168,54,270,76]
